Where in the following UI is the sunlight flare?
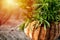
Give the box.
[2,0,19,10]
[5,0,18,6]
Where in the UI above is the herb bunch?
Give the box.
[19,0,60,30]
[32,0,60,29]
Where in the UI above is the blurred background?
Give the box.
[0,0,33,30]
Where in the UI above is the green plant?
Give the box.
[32,0,60,29]
[19,0,60,30]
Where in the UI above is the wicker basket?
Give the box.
[24,21,60,40]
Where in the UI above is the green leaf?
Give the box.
[44,23,46,30]
[19,23,25,31]
[44,20,50,27]
[25,19,30,28]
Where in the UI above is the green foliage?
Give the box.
[32,0,60,29]
[19,19,30,31]
[19,0,60,30]
[19,23,25,31]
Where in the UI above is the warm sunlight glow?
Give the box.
[2,0,19,10]
[6,0,16,5]
[1,0,27,10]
